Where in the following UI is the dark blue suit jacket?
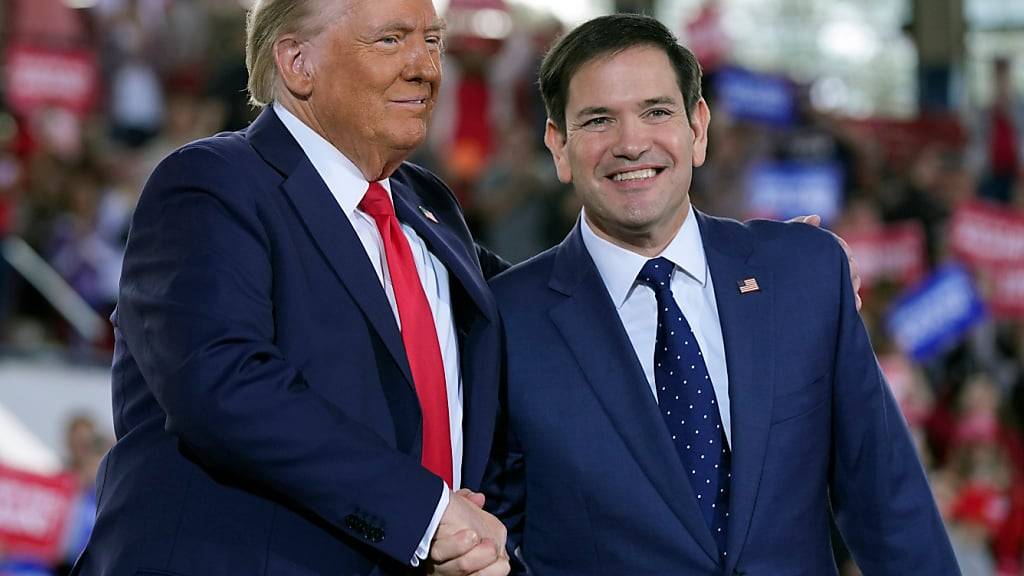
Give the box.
[73,107,503,575]
[484,212,959,575]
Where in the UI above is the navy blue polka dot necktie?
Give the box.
[638,257,731,557]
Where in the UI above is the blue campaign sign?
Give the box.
[714,66,796,126]
[745,161,844,225]
[886,265,986,362]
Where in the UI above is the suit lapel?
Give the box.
[247,108,413,388]
[391,179,495,323]
[547,224,720,564]
[697,212,774,566]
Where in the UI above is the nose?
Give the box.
[610,117,651,160]
[403,35,441,84]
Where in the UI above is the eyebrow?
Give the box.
[575,106,611,118]
[574,96,679,119]
[370,18,446,36]
[643,96,678,107]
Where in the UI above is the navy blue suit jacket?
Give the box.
[484,212,958,575]
[73,107,503,575]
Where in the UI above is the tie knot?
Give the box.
[358,182,394,219]
[638,257,675,291]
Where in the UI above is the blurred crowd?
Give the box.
[0,0,1023,574]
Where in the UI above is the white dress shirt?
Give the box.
[275,103,458,563]
[580,206,732,446]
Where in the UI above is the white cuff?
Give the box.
[411,483,450,566]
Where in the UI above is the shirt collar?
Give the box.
[580,204,708,309]
[273,101,392,217]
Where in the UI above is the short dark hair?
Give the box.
[539,13,703,133]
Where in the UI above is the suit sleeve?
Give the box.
[117,145,442,563]
[826,239,960,575]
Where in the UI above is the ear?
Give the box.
[274,35,314,99]
[543,119,573,184]
[690,98,711,167]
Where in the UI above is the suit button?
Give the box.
[344,514,367,531]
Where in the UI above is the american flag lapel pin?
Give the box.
[738,277,760,294]
[419,206,439,224]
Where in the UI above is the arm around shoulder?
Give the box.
[825,239,960,575]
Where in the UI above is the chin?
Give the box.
[388,127,428,151]
[618,200,665,222]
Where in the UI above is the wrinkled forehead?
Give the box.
[309,0,444,34]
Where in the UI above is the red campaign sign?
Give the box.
[4,43,99,117]
[841,115,966,166]
[0,465,77,562]
[842,221,927,289]
[990,266,1024,319]
[950,201,1024,268]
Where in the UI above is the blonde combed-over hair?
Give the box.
[245,0,330,107]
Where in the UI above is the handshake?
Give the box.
[427,489,510,576]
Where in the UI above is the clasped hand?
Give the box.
[427,489,510,576]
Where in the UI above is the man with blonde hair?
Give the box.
[73,0,509,574]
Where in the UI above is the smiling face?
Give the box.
[544,45,710,255]
[284,0,443,179]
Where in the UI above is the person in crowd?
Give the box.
[973,57,1023,204]
[58,415,106,575]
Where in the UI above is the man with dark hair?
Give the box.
[484,13,958,575]
[537,14,703,135]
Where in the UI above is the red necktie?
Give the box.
[359,182,453,486]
